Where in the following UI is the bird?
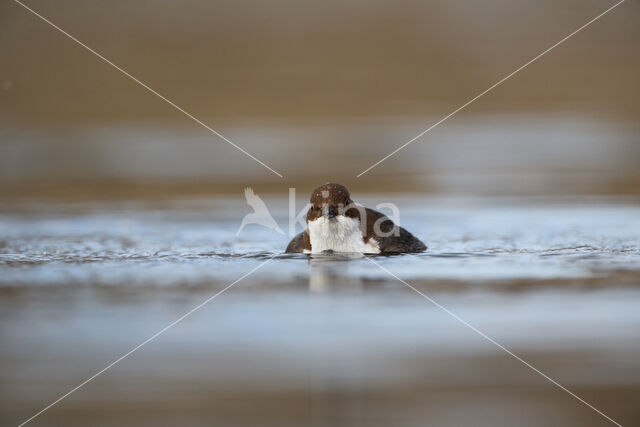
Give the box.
[285,183,426,254]
[237,187,284,236]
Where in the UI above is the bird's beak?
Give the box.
[323,205,338,219]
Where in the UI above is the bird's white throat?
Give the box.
[307,215,380,254]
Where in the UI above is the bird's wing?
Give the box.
[285,230,311,253]
[244,187,255,200]
[364,207,426,253]
[244,187,270,211]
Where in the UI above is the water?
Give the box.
[1,195,640,426]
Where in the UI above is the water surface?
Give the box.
[1,196,639,426]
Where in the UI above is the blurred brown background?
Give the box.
[1,0,639,197]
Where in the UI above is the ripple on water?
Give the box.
[1,197,640,287]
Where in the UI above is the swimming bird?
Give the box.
[237,187,284,236]
[286,183,426,254]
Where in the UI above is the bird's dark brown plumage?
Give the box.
[285,183,426,254]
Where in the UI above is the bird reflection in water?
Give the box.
[308,252,365,293]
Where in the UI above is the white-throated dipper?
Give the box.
[286,183,427,254]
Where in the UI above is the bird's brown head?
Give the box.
[307,183,354,222]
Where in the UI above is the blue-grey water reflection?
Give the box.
[1,196,639,426]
